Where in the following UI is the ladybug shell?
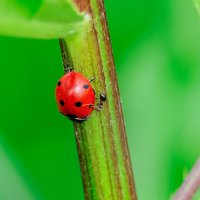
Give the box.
[56,71,95,120]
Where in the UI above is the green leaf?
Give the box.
[0,0,87,39]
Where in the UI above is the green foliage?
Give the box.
[0,136,37,200]
[193,189,200,200]
[115,0,200,199]
[194,0,200,15]
[0,0,85,38]
[0,0,200,200]
[0,37,84,200]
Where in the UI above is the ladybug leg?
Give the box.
[74,117,89,123]
[89,104,95,109]
[66,114,89,123]
[89,77,95,82]
[64,67,73,74]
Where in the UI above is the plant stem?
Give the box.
[59,0,137,199]
[172,159,200,200]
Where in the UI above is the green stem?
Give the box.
[59,0,137,199]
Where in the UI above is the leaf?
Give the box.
[0,0,87,39]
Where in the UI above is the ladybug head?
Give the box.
[100,93,106,102]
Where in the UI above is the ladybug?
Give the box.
[55,70,106,122]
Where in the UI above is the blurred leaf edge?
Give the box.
[0,0,87,39]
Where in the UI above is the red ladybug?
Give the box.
[55,71,106,122]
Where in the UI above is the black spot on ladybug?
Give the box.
[83,84,89,89]
[57,81,61,86]
[75,102,82,107]
[60,100,65,106]
[66,114,77,119]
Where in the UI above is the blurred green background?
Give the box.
[0,0,200,199]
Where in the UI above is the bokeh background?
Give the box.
[0,0,200,199]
